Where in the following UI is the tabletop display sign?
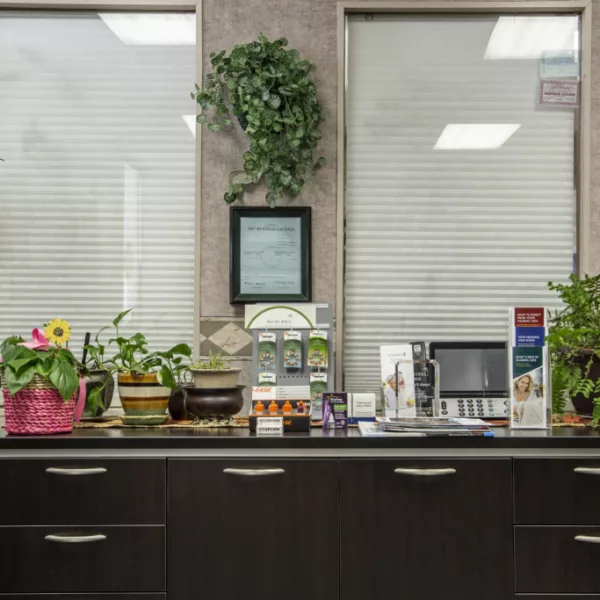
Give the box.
[508,307,551,430]
[230,206,312,304]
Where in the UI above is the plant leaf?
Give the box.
[113,308,133,327]
[4,364,35,396]
[49,361,80,401]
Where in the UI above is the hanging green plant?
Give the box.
[192,33,325,207]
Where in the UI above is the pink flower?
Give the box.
[19,328,51,351]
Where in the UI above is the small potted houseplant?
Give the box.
[0,319,86,434]
[85,309,192,422]
[189,351,241,389]
[82,329,114,418]
[169,352,243,420]
[547,274,600,420]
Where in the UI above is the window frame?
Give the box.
[0,0,203,357]
[336,0,593,388]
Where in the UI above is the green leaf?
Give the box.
[157,365,176,390]
[35,354,54,377]
[207,123,221,133]
[4,364,35,396]
[9,355,39,374]
[196,113,207,124]
[113,308,133,327]
[166,343,192,357]
[49,361,80,402]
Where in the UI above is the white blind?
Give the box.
[0,12,196,358]
[344,15,578,393]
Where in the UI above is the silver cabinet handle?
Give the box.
[574,467,600,475]
[394,468,457,477]
[45,534,107,544]
[223,468,285,477]
[575,535,600,544]
[46,467,107,476]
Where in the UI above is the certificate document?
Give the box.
[240,216,302,295]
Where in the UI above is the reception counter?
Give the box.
[2,426,600,600]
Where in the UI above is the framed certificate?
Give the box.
[230,206,312,304]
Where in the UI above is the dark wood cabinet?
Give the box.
[340,459,513,600]
[515,459,600,524]
[0,459,165,525]
[0,526,165,593]
[515,526,600,593]
[167,459,339,600]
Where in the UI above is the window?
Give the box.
[0,11,196,356]
[344,14,579,393]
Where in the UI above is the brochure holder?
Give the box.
[508,307,551,429]
[382,358,439,419]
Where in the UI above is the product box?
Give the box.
[248,399,311,433]
[322,392,348,430]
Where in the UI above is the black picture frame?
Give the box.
[230,206,312,304]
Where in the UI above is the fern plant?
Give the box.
[191,33,325,207]
[547,274,600,422]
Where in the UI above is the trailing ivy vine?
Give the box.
[192,33,325,207]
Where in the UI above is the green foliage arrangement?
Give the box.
[191,351,231,371]
[84,308,192,412]
[547,274,600,420]
[0,331,84,402]
[192,33,325,207]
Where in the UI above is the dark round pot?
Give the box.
[84,370,114,418]
[169,385,245,419]
[571,354,600,415]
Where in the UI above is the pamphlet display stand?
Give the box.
[245,303,335,422]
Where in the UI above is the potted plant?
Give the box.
[189,351,241,389]
[82,329,114,418]
[85,309,192,419]
[192,33,325,207]
[547,274,600,421]
[0,319,86,434]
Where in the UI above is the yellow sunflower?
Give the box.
[44,318,72,346]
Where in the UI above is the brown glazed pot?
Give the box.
[169,385,245,419]
[117,373,170,416]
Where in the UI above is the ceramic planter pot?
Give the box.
[168,385,245,419]
[84,370,114,418]
[189,368,241,389]
[117,373,170,416]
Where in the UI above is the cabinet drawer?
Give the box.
[515,526,600,593]
[0,526,165,593]
[515,459,600,524]
[340,459,513,600]
[0,459,165,525]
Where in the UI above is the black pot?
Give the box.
[570,354,600,415]
[84,370,114,417]
[169,385,245,419]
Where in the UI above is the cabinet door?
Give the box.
[168,459,338,600]
[340,459,513,600]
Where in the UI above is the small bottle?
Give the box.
[254,401,265,415]
[268,401,279,414]
[282,400,292,414]
[297,400,306,414]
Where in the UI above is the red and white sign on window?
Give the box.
[540,79,580,107]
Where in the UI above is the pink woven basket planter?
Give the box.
[3,374,76,435]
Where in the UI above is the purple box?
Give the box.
[323,392,348,430]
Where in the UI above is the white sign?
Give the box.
[245,303,317,330]
[256,416,284,436]
[252,386,310,400]
[540,79,580,107]
[540,52,579,78]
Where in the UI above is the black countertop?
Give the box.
[1,425,600,450]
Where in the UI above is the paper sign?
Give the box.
[540,79,580,107]
[256,416,284,436]
[245,303,317,329]
[540,52,579,78]
[514,308,545,327]
[252,385,310,400]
